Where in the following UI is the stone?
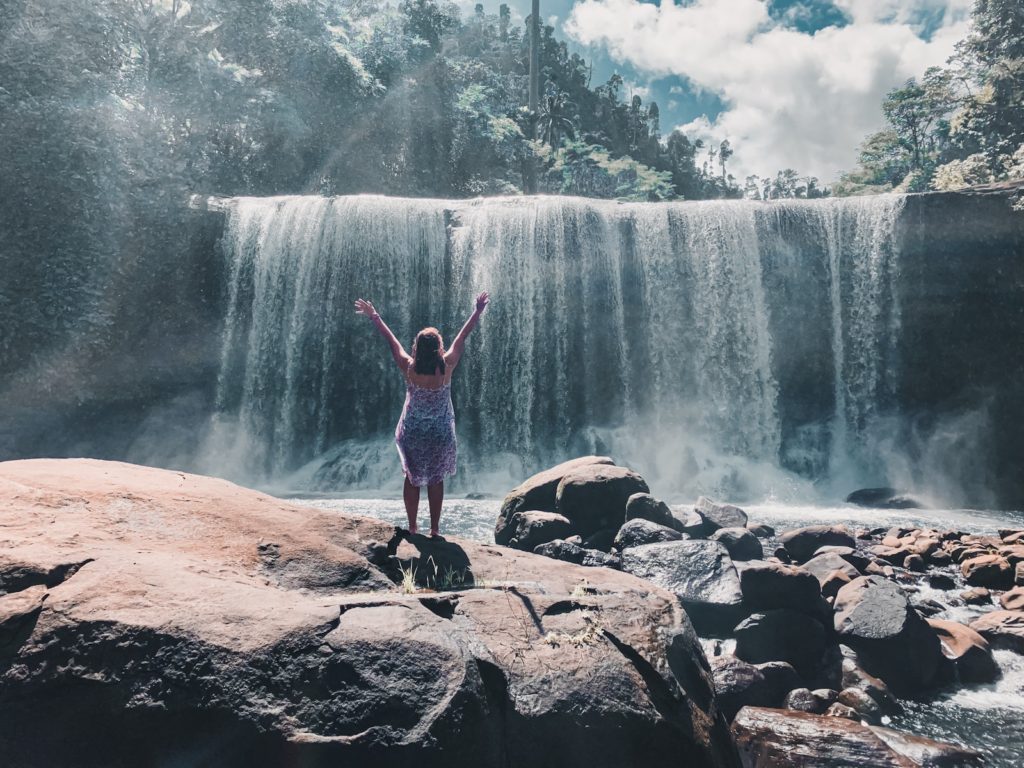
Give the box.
[709,527,763,561]
[612,518,682,550]
[624,492,675,528]
[999,586,1024,611]
[0,458,737,768]
[734,610,827,677]
[832,576,943,695]
[620,540,745,636]
[845,487,924,509]
[532,540,620,569]
[911,598,946,618]
[555,465,650,537]
[672,507,711,537]
[754,661,802,702]
[837,688,882,724]
[821,569,854,599]
[1017,561,1024,586]
[841,656,902,716]
[927,618,1000,684]
[783,687,823,713]
[1002,530,1024,545]
[803,552,861,586]
[780,525,856,564]
[737,561,822,614]
[507,510,574,551]
[960,587,992,605]
[772,547,792,564]
[999,545,1024,566]
[732,708,981,767]
[903,554,926,572]
[709,655,775,721]
[927,572,956,590]
[870,544,910,566]
[695,497,748,531]
[825,702,859,720]
[581,527,618,552]
[495,455,614,544]
[747,523,775,539]
[961,554,1014,589]
[969,610,1024,653]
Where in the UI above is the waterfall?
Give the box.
[206,193,907,500]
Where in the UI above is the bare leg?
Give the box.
[427,482,444,536]
[403,477,420,534]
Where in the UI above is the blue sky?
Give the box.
[473,0,973,181]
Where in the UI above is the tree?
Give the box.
[538,92,576,147]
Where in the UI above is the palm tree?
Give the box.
[538,92,576,147]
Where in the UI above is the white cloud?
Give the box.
[565,0,972,181]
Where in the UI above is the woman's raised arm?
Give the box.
[354,298,412,371]
[445,291,489,369]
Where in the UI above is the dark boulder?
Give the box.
[555,465,649,537]
[845,487,924,509]
[999,586,1024,611]
[961,554,1014,589]
[780,526,856,564]
[733,610,828,677]
[532,540,620,569]
[927,618,1000,684]
[507,511,573,551]
[738,561,822,614]
[695,497,748,531]
[620,540,746,636]
[495,455,614,544]
[672,507,711,537]
[754,661,802,703]
[709,656,782,721]
[624,492,675,528]
[841,656,902,716]
[710,527,763,561]
[581,527,618,552]
[832,576,943,696]
[783,687,827,714]
[927,573,956,591]
[613,519,682,550]
[747,523,775,539]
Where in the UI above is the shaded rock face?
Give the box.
[733,610,827,678]
[779,526,856,564]
[0,459,739,768]
[613,519,683,550]
[556,465,650,537]
[832,576,942,696]
[710,528,763,562]
[969,610,1024,653]
[625,492,675,528]
[845,488,923,509]
[927,618,1000,684]
[731,707,981,768]
[506,511,573,551]
[621,541,746,636]
[696,497,749,532]
[737,562,822,614]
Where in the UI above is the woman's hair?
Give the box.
[412,327,445,376]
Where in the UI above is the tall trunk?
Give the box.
[524,0,540,194]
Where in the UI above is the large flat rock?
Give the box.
[0,459,738,768]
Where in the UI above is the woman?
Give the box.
[354,292,489,537]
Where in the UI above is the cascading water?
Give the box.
[205,193,908,500]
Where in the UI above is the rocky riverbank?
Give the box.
[497,455,1024,765]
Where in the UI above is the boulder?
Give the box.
[733,610,827,677]
[495,456,614,544]
[532,540,620,569]
[620,540,746,636]
[969,610,1024,653]
[821,569,854,600]
[904,554,926,572]
[672,507,711,537]
[836,688,882,724]
[825,702,859,720]
[927,573,956,591]
[927,618,1000,684]
[710,528,764,561]
[613,519,682,550]
[624,492,675,528]
[747,523,775,539]
[555,465,649,537]
[0,459,738,768]
[754,661,802,702]
[832,576,943,695]
[960,587,992,606]
[999,586,1024,611]
[1017,562,1024,587]
[845,488,923,509]
[780,526,856,564]
[581,527,619,552]
[961,554,1014,589]
[732,707,980,767]
[841,656,902,716]
[737,561,822,614]
[802,552,861,586]
[709,655,784,721]
[507,511,574,551]
[783,687,827,714]
[695,497,748,531]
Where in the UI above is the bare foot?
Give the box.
[429,528,440,538]
[408,524,418,536]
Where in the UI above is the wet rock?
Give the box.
[532,539,620,569]
[927,573,956,590]
[755,661,802,702]
[837,688,882,724]
[620,540,746,636]
[709,655,790,721]
[928,550,952,567]
[747,523,775,539]
[927,618,1000,684]
[911,598,946,618]
[803,552,862,586]
[999,586,1024,611]
[734,610,828,677]
[783,687,826,714]
[732,707,980,767]
[833,576,943,695]
[495,455,614,544]
[624,492,674,528]
[737,561,822,614]
[695,497,749,532]
[960,587,991,605]
[612,519,682,550]
[780,526,856,564]
[870,544,910,566]
[556,465,650,538]
[507,511,574,551]
[710,527,763,561]
[961,554,1014,589]
[969,610,1024,653]
[904,554,926,572]
[773,547,792,564]
[841,656,902,716]
[998,544,1024,566]
[845,487,923,509]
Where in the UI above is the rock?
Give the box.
[911,598,946,618]
[821,569,854,600]
[565,534,583,546]
[672,507,711,537]
[737,561,822,614]
[495,455,614,544]
[837,688,882,724]
[780,526,856,564]
[620,540,746,636]
[555,465,649,537]
[747,523,775,539]
[733,610,827,677]
[507,511,574,551]
[613,519,682,550]
[904,554,926,572]
[581,527,618,552]
[969,610,1024,653]
[998,544,1024,566]
[841,656,902,716]
[710,527,763,561]
[832,576,943,695]
[0,459,738,768]
[871,544,910,566]
[709,655,781,721]
[845,487,923,509]
[928,550,952,567]
[732,707,980,767]
[960,587,991,605]
[695,497,748,531]
[803,552,861,586]
[825,702,859,720]
[783,687,826,714]
[1002,529,1024,545]
[772,547,792,564]
[1017,562,1024,586]
[927,618,1000,684]
[754,661,802,702]
[624,492,675,528]
[999,586,1024,611]
[927,573,956,590]
[961,554,1014,589]
[532,539,620,569]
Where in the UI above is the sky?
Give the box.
[471,0,974,183]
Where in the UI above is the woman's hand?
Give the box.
[354,298,377,318]
[475,291,490,314]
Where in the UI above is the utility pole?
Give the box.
[524,0,540,194]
